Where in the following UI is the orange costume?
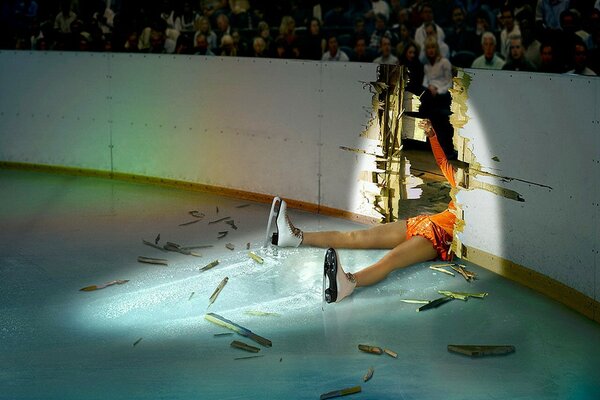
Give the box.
[406,134,456,260]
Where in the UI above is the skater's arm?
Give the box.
[418,120,456,187]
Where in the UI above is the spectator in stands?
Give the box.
[373,36,399,64]
[123,30,139,52]
[91,2,115,37]
[399,41,424,95]
[395,23,413,57]
[54,1,77,34]
[251,36,267,57]
[159,1,176,29]
[388,0,406,27]
[231,28,249,56]
[414,3,445,52]
[518,13,541,69]
[322,35,350,61]
[502,35,537,71]
[420,35,455,158]
[538,41,562,73]
[566,39,597,75]
[220,34,237,56]
[229,0,253,29]
[175,33,194,54]
[536,0,570,31]
[194,33,216,55]
[418,22,449,64]
[351,16,369,44]
[471,31,505,69]
[345,0,372,30]
[274,37,287,58]
[324,0,349,27]
[588,25,600,74]
[139,18,178,54]
[369,13,394,53]
[351,37,374,62]
[364,0,391,28]
[257,20,273,55]
[277,15,300,58]
[215,13,231,45]
[147,28,168,53]
[445,5,479,58]
[301,17,326,60]
[194,16,218,52]
[174,2,199,34]
[474,9,491,46]
[201,0,229,25]
[499,5,521,60]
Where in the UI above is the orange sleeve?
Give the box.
[429,134,456,187]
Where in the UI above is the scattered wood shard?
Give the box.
[133,338,143,347]
[225,220,238,230]
[244,310,280,317]
[204,313,272,347]
[225,243,235,251]
[438,290,488,301]
[154,233,160,245]
[234,355,264,360]
[80,279,129,292]
[320,386,362,400]
[209,216,231,224]
[163,241,201,256]
[429,265,455,276]
[417,296,453,312]
[236,204,250,208]
[217,231,228,239]
[142,239,167,251]
[189,210,205,218]
[363,367,374,382]
[231,340,260,353]
[384,349,398,358]
[358,344,383,355]
[451,264,477,282]
[248,252,264,264]
[400,299,430,304]
[200,259,219,272]
[208,277,228,307]
[138,256,168,265]
[214,332,234,337]
[448,344,515,357]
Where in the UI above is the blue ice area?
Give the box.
[1,169,600,400]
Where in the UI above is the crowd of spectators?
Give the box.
[2,1,599,77]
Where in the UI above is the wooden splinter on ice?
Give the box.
[204,313,272,347]
[448,345,515,357]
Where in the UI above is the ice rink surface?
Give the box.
[1,169,599,400]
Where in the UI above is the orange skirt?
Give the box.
[406,215,453,261]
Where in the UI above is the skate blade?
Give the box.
[324,248,337,304]
[264,196,281,246]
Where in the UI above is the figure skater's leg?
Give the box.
[302,220,407,250]
[352,235,437,287]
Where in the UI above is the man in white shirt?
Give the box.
[414,3,445,51]
[471,31,505,69]
[322,36,349,61]
[373,36,398,64]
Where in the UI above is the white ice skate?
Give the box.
[265,196,303,247]
[323,248,356,303]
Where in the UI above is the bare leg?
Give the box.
[302,221,407,249]
[353,236,437,287]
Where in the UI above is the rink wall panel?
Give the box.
[0,51,598,319]
[456,69,600,310]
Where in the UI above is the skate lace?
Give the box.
[285,214,303,240]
